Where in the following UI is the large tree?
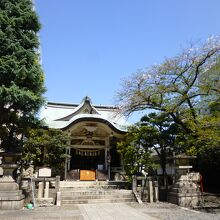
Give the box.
[117,124,155,178]
[118,113,179,186]
[117,36,220,151]
[0,0,45,152]
[140,113,179,186]
[117,37,220,191]
[23,128,70,177]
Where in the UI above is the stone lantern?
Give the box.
[0,152,24,210]
[172,154,196,179]
[0,152,22,179]
[167,154,202,207]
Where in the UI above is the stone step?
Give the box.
[60,181,110,187]
[62,194,134,200]
[61,192,133,198]
[60,181,125,188]
[63,193,131,198]
[61,189,132,195]
[60,185,118,191]
[60,183,116,187]
[62,197,135,204]
[59,181,135,205]
[61,189,135,204]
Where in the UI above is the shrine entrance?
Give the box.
[64,119,124,181]
[70,148,105,180]
[41,96,127,181]
[70,148,105,170]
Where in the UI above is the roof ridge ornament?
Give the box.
[82,96,92,103]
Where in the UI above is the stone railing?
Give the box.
[21,176,60,207]
[132,175,158,203]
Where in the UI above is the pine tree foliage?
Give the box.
[0,0,45,152]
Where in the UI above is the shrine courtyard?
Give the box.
[0,202,220,220]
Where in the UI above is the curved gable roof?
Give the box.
[40,97,129,132]
[55,96,100,121]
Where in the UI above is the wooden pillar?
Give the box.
[64,147,71,180]
[65,130,71,180]
[105,137,110,180]
[67,147,71,170]
[64,148,68,180]
[105,147,108,171]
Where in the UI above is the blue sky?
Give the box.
[35,0,220,122]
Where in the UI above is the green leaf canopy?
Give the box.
[0,0,46,152]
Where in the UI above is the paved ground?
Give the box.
[130,202,220,220]
[79,203,156,220]
[0,202,220,220]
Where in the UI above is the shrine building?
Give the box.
[40,97,128,181]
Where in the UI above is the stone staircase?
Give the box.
[59,181,136,205]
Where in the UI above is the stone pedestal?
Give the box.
[167,172,202,207]
[0,176,24,210]
[0,152,24,210]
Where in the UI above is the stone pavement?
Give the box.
[0,203,156,220]
[78,203,157,220]
[0,202,220,220]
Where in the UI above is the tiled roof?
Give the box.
[40,97,129,132]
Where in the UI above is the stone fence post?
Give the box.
[55,176,61,206]
[148,178,153,203]
[132,175,137,191]
[55,176,60,191]
[153,180,159,202]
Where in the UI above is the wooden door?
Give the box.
[80,170,96,181]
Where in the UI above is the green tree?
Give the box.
[117,36,220,152]
[117,37,220,191]
[117,124,156,178]
[23,128,70,176]
[140,113,179,186]
[118,113,179,186]
[0,0,45,152]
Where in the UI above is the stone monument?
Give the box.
[0,152,24,210]
[35,167,53,207]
